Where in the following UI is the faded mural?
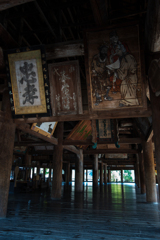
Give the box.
[89,26,142,110]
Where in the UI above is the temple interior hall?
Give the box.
[0,0,160,239]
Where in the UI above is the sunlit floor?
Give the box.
[0,183,160,239]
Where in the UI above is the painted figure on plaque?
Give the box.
[106,30,128,94]
[91,45,112,105]
[106,30,139,107]
[91,30,139,107]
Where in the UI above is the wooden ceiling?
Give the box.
[0,0,151,167]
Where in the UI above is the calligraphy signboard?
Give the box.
[84,24,147,113]
[31,122,57,138]
[5,45,51,118]
[48,60,82,116]
[98,119,112,139]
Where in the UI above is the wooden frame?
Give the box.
[97,119,113,140]
[5,45,52,118]
[48,60,83,116]
[84,23,147,114]
[31,122,58,138]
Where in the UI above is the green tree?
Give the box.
[123,170,133,182]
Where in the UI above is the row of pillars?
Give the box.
[0,121,158,218]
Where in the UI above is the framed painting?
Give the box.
[48,60,83,116]
[5,45,51,118]
[84,24,147,112]
[31,122,58,138]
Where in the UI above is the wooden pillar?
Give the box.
[121,170,123,183]
[93,154,98,187]
[100,162,103,186]
[143,140,157,202]
[66,162,70,185]
[104,164,107,184]
[0,122,15,217]
[49,168,51,182]
[108,170,111,182]
[51,122,63,199]
[145,0,160,201]
[75,150,83,192]
[70,167,72,182]
[135,154,140,188]
[14,166,19,187]
[86,169,88,182]
[150,90,160,200]
[37,166,40,176]
[139,153,146,194]
[43,168,45,182]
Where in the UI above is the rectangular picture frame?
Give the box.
[84,23,147,113]
[31,122,58,138]
[5,45,52,118]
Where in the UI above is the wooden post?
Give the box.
[43,168,45,182]
[14,166,19,187]
[143,140,157,202]
[93,154,98,187]
[139,153,146,194]
[121,170,123,183]
[108,170,111,182]
[51,122,63,199]
[145,0,160,201]
[136,154,140,188]
[66,162,70,185]
[104,164,107,184]
[100,162,103,186]
[86,169,88,182]
[75,149,83,192]
[49,168,51,183]
[37,166,40,176]
[0,122,15,217]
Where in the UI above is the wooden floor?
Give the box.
[0,183,160,240]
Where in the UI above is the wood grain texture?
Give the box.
[46,40,84,60]
[13,107,152,124]
[49,60,82,116]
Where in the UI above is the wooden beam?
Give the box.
[90,0,103,26]
[13,108,152,124]
[63,138,142,146]
[14,141,51,147]
[16,123,58,145]
[0,0,35,11]
[45,40,84,60]
[109,167,134,170]
[15,124,79,154]
[63,145,80,155]
[34,1,57,39]
[0,23,18,48]
[83,149,139,155]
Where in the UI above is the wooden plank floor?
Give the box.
[0,183,160,239]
